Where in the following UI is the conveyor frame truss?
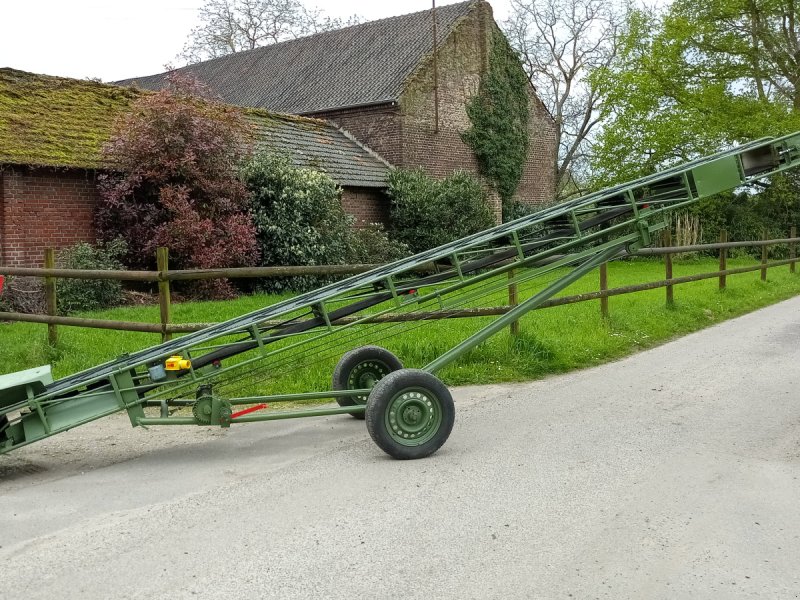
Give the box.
[2,133,800,458]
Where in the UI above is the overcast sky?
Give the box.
[1,0,512,82]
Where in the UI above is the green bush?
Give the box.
[56,240,127,314]
[242,152,354,292]
[387,169,496,254]
[347,223,410,265]
[687,173,800,257]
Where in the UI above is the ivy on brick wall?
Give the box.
[463,32,530,221]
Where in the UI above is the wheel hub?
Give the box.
[348,360,389,403]
[386,389,441,445]
[403,405,422,424]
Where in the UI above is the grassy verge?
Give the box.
[1,257,799,393]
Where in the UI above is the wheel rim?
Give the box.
[384,387,443,447]
[347,359,391,404]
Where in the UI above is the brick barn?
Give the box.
[1,1,557,267]
[119,0,557,216]
[0,69,391,267]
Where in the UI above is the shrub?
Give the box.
[347,224,410,265]
[0,277,45,315]
[387,169,496,255]
[56,240,127,314]
[95,73,259,298]
[242,152,354,292]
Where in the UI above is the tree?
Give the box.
[96,74,259,298]
[591,1,800,186]
[180,0,360,64]
[504,0,627,198]
[672,0,800,110]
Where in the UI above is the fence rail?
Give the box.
[0,263,424,282]
[0,229,798,342]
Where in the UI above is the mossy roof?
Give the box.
[0,68,139,169]
[0,68,390,187]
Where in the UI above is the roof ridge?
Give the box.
[336,126,394,170]
[0,67,130,92]
[243,106,329,128]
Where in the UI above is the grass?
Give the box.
[1,257,799,396]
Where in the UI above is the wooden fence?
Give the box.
[0,227,797,345]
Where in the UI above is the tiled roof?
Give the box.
[0,68,390,188]
[116,1,476,114]
[249,111,391,188]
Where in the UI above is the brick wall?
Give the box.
[400,2,557,219]
[308,3,557,224]
[341,186,390,227]
[0,168,389,267]
[519,92,558,206]
[0,167,99,267]
[399,1,485,176]
[310,103,403,167]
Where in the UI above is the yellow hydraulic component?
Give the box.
[165,356,191,371]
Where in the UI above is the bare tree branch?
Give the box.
[505,0,626,198]
[179,0,361,64]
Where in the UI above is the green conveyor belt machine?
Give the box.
[2,133,800,459]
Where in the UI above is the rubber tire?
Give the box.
[332,346,403,420]
[365,369,455,460]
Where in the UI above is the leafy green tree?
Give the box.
[592,1,800,186]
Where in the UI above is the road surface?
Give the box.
[1,296,799,599]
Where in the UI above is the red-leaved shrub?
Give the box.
[95,73,259,297]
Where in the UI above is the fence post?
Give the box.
[791,226,797,274]
[599,262,609,319]
[718,229,728,290]
[508,270,519,337]
[761,229,768,282]
[157,247,172,342]
[44,248,58,346]
[664,230,674,307]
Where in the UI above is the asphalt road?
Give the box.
[1,296,799,599]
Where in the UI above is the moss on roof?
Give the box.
[0,68,141,169]
[0,68,390,187]
[0,68,337,170]
[243,106,330,132]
